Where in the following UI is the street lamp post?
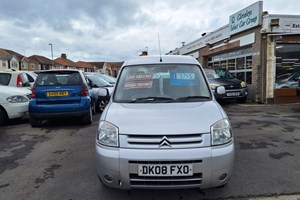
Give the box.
[49,43,54,69]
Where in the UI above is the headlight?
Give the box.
[240,81,247,88]
[211,119,232,146]
[6,95,29,103]
[209,83,220,90]
[97,121,119,147]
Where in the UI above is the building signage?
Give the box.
[229,1,263,35]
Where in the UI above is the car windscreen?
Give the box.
[113,64,211,103]
[87,75,111,87]
[35,72,82,86]
[204,69,220,79]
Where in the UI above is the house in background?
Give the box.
[0,48,20,71]
[103,62,123,77]
[28,55,54,70]
[55,53,77,69]
[88,62,105,73]
[76,61,95,72]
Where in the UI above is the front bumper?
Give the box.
[2,102,29,120]
[214,88,248,100]
[95,141,234,189]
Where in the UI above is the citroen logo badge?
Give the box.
[159,136,172,148]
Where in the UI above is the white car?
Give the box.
[0,85,31,125]
[0,71,32,92]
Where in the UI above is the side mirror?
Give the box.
[98,88,109,97]
[216,86,226,95]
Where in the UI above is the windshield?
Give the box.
[113,64,211,103]
[87,75,112,87]
[204,68,234,79]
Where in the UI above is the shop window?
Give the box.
[275,43,300,89]
[237,57,245,70]
[227,59,235,70]
[246,56,252,69]
[220,60,227,69]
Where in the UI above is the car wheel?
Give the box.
[236,97,247,103]
[29,116,41,127]
[82,106,93,125]
[98,100,108,112]
[0,107,8,126]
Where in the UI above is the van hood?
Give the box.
[208,78,241,86]
[104,101,226,135]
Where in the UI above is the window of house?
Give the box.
[31,63,35,69]
[22,62,28,69]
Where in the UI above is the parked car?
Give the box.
[0,71,31,91]
[95,55,234,190]
[275,71,300,88]
[86,72,116,85]
[0,85,31,126]
[204,68,248,103]
[23,71,38,87]
[29,69,94,127]
[85,74,114,112]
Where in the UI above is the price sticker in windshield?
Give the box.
[170,72,196,86]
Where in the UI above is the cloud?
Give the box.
[1,0,300,62]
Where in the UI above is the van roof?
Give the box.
[123,55,200,66]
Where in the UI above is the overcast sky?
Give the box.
[0,0,299,62]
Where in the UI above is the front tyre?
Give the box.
[236,96,247,103]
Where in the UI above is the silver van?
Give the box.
[95,55,234,189]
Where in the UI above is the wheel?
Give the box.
[0,107,8,126]
[236,96,247,103]
[98,100,108,112]
[82,106,93,125]
[29,116,42,127]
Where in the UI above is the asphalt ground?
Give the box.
[0,102,299,200]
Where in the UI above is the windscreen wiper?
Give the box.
[175,96,211,102]
[134,96,174,102]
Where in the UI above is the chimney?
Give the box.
[61,53,67,59]
[139,51,148,56]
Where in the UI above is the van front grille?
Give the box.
[124,133,209,149]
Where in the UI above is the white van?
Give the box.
[95,55,234,189]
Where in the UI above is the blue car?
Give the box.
[29,69,94,127]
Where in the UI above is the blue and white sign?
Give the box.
[229,1,263,35]
[170,72,196,86]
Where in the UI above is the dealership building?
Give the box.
[168,1,300,104]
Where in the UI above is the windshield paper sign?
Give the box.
[170,72,196,86]
[124,73,153,89]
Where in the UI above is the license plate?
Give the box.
[227,92,240,96]
[46,91,69,97]
[138,164,193,176]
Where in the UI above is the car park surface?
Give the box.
[0,103,299,200]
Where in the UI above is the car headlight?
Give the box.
[240,81,247,88]
[97,121,119,147]
[211,119,232,146]
[209,83,220,90]
[6,95,29,103]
